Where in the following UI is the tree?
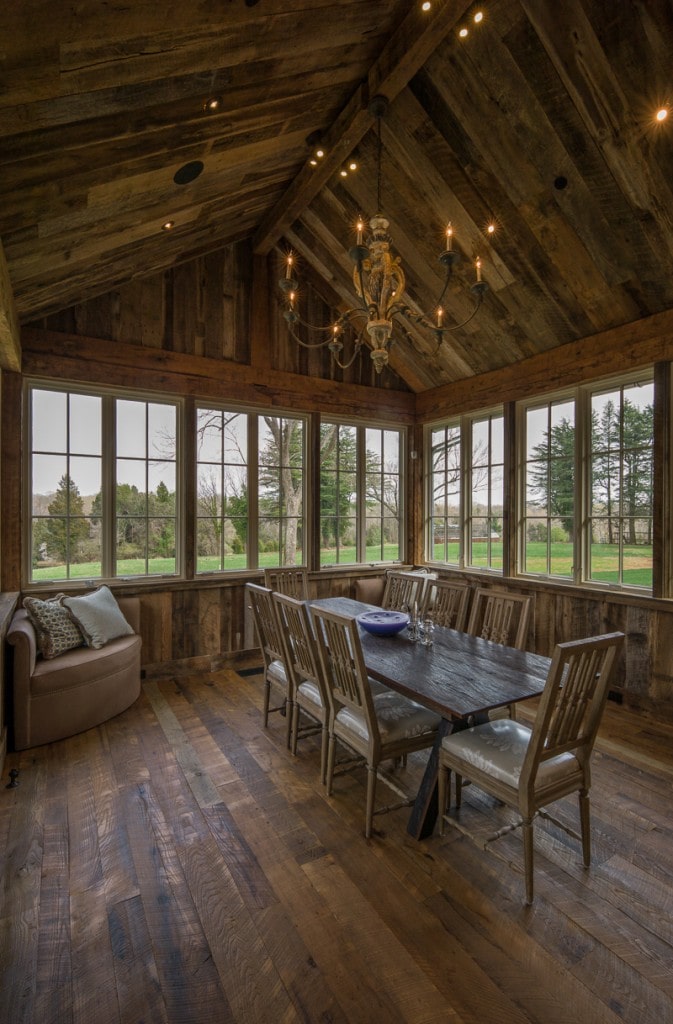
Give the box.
[527,417,576,536]
[259,417,304,564]
[42,475,90,563]
[320,423,357,548]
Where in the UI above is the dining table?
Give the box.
[309,596,552,840]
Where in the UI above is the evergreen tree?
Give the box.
[43,474,89,563]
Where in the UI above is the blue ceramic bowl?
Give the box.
[357,610,410,637]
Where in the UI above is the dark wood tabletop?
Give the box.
[310,595,551,720]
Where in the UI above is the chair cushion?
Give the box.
[268,659,287,685]
[441,719,581,790]
[336,691,439,743]
[297,679,323,708]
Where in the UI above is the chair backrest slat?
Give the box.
[423,579,471,631]
[467,587,531,650]
[263,568,309,600]
[522,633,624,785]
[273,592,321,688]
[382,571,428,612]
[247,583,286,668]
[311,606,374,720]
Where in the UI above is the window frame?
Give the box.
[319,417,406,568]
[516,369,654,593]
[424,406,505,574]
[25,380,183,588]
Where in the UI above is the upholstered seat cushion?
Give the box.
[30,633,141,697]
[268,659,287,685]
[336,691,439,743]
[441,719,581,790]
[297,678,323,708]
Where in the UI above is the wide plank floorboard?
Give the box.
[2,666,673,1023]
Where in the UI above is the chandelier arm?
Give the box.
[399,289,486,336]
[285,320,337,350]
[331,339,364,369]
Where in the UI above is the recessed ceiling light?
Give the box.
[474,11,484,23]
[203,96,221,113]
[554,175,569,191]
[458,26,469,38]
[421,2,431,10]
[349,161,358,171]
[173,160,204,185]
[162,220,175,231]
[656,107,669,122]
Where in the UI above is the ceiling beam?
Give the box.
[0,239,21,372]
[252,0,472,256]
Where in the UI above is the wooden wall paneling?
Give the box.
[201,252,227,362]
[21,330,416,423]
[416,308,673,421]
[139,591,174,668]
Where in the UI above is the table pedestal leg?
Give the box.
[407,717,455,840]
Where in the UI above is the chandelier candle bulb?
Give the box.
[476,258,482,283]
[357,221,364,246]
[286,256,293,279]
[437,307,443,328]
[445,224,453,251]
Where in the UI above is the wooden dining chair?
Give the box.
[437,631,624,903]
[273,591,330,783]
[381,570,428,613]
[246,583,291,747]
[422,578,471,631]
[466,587,531,649]
[311,604,441,838]
[263,568,309,600]
[466,587,532,720]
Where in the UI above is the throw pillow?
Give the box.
[63,586,134,649]
[23,595,85,660]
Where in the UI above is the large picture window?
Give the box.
[468,412,504,570]
[428,421,461,564]
[196,407,305,572]
[523,397,576,579]
[320,421,403,565]
[587,378,653,588]
[29,385,178,583]
[426,411,504,571]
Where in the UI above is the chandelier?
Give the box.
[278,96,489,374]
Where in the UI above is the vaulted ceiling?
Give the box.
[2,0,673,392]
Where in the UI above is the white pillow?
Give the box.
[63,586,134,649]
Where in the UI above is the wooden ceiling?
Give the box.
[2,0,673,392]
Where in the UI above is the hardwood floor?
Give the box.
[2,664,673,1024]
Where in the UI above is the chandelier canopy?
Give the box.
[279,96,489,374]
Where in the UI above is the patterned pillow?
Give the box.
[23,595,85,660]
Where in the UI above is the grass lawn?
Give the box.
[32,541,652,588]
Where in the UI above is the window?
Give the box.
[320,421,403,565]
[196,408,248,571]
[196,406,305,572]
[522,396,576,579]
[258,414,305,568]
[428,421,461,564]
[587,378,653,588]
[468,411,504,570]
[426,410,504,571]
[29,385,178,583]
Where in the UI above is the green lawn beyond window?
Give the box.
[431,541,652,588]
